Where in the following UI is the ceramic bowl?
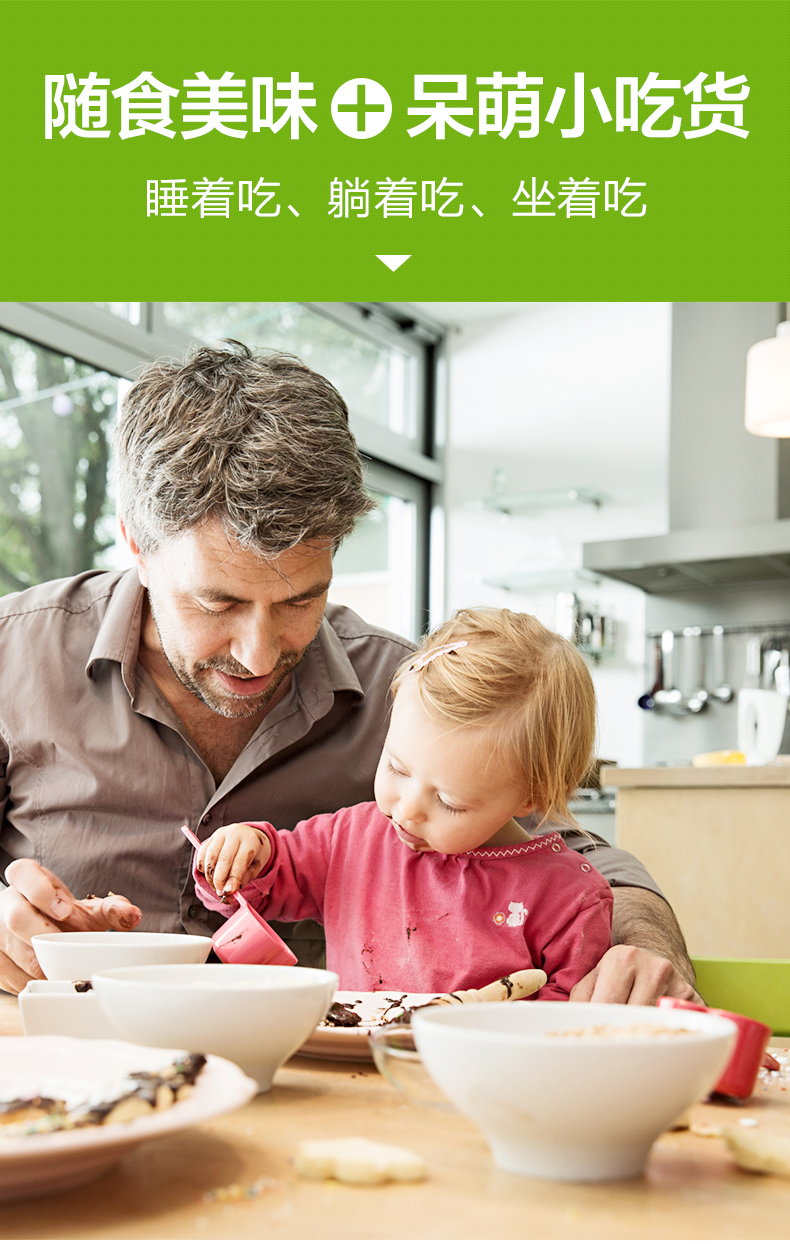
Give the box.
[412,1001,737,1181]
[91,963,338,1091]
[32,931,213,981]
[19,980,124,1040]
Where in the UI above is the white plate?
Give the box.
[0,1036,257,1201]
[298,991,438,1061]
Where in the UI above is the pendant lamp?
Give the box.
[745,320,790,437]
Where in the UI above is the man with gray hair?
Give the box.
[0,342,699,1005]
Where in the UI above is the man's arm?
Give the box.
[612,887,696,981]
[570,887,702,1006]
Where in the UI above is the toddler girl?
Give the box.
[192,608,612,999]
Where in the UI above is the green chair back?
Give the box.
[691,957,790,1036]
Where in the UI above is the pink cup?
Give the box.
[181,824,297,967]
[211,889,297,967]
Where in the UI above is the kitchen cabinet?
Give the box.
[604,766,790,958]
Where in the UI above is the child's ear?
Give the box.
[514,797,535,817]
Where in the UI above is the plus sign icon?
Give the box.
[331,78,392,139]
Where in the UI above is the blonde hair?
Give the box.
[392,608,596,827]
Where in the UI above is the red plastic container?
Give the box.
[658,996,772,1099]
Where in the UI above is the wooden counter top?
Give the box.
[3,995,790,1239]
[602,764,790,788]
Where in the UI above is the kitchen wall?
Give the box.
[669,303,780,530]
[429,302,673,768]
[642,302,789,764]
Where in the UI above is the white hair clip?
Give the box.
[409,640,468,671]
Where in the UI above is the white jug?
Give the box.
[737,688,789,765]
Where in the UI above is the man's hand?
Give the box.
[570,944,702,1005]
[569,886,703,1006]
[0,859,141,995]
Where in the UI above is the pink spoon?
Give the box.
[180,824,297,966]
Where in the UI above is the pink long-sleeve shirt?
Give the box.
[194,802,613,998]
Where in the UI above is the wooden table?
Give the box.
[3,995,790,1240]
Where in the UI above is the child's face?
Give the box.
[374,677,533,854]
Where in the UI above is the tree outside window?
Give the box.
[0,330,118,595]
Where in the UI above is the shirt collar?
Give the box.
[85,568,146,698]
[290,611,365,722]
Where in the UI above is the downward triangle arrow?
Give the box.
[376,254,411,272]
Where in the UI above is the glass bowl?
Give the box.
[368,1024,454,1111]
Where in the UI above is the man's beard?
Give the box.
[147,598,306,719]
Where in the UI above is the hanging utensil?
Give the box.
[709,625,734,703]
[683,627,708,713]
[653,630,690,715]
[638,639,663,710]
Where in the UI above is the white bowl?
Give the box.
[32,932,212,981]
[19,980,124,1040]
[412,1001,737,1182]
[91,964,338,1091]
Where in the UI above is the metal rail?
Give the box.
[646,621,790,640]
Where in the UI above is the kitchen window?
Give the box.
[0,329,120,592]
[0,303,442,639]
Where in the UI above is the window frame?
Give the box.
[351,458,432,642]
[0,301,445,635]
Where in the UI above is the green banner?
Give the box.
[3,0,786,300]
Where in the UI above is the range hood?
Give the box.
[583,518,790,594]
[583,303,790,595]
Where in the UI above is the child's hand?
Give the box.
[195,824,271,897]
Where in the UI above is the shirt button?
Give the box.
[202,813,212,825]
[188,905,199,919]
